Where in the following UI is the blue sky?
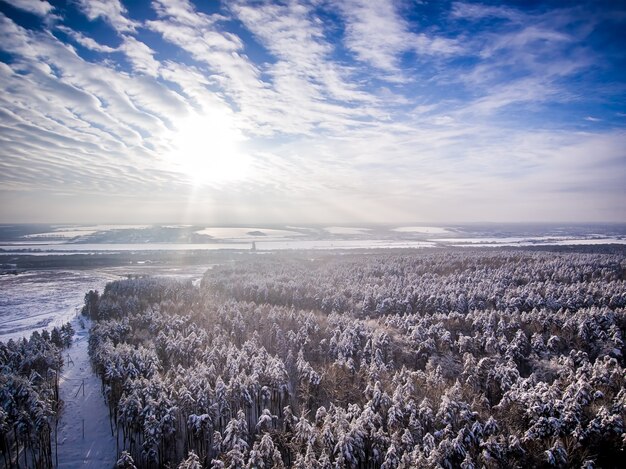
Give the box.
[0,0,624,224]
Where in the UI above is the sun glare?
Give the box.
[166,111,250,185]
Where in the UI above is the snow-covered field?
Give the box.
[391,226,452,234]
[3,236,625,254]
[324,226,372,235]
[0,270,118,342]
[432,236,626,246]
[255,239,436,250]
[22,230,99,239]
[3,224,625,253]
[1,225,624,342]
[0,266,209,342]
[0,242,248,252]
[194,227,303,240]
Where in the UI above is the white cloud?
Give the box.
[448,4,596,121]
[57,26,117,53]
[450,2,523,22]
[76,0,137,33]
[3,0,54,17]
[479,25,572,59]
[459,77,561,115]
[146,0,381,137]
[337,0,460,77]
[0,14,187,192]
[152,0,227,28]
[120,36,160,77]
[231,0,374,104]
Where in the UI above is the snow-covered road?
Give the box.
[55,317,117,468]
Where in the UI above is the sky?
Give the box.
[0,0,624,225]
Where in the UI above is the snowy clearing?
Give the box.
[0,270,119,342]
[431,236,626,246]
[255,239,436,250]
[194,227,303,239]
[324,226,372,235]
[22,230,99,239]
[55,317,117,468]
[391,226,451,234]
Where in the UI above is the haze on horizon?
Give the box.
[0,0,625,225]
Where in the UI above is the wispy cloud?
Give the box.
[230,0,373,104]
[57,26,118,53]
[76,0,137,33]
[336,0,460,78]
[120,35,161,77]
[146,0,381,137]
[451,2,524,22]
[4,0,54,17]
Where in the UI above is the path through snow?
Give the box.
[49,267,207,468]
[55,317,116,468]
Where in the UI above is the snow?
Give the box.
[552,238,626,245]
[64,225,151,231]
[0,267,211,342]
[55,317,117,468]
[4,235,624,256]
[392,226,451,234]
[0,242,249,252]
[1,240,68,245]
[21,225,153,239]
[0,268,208,336]
[0,265,209,467]
[195,227,303,240]
[22,230,99,239]
[0,270,119,341]
[431,236,575,244]
[255,239,436,250]
[431,236,626,246]
[0,239,439,253]
[324,226,371,235]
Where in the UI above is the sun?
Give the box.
[166,110,250,185]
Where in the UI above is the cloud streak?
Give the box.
[337,0,460,78]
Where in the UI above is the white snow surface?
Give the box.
[55,317,117,468]
[392,226,451,234]
[431,236,626,246]
[0,242,249,252]
[22,230,99,239]
[195,227,303,240]
[256,239,436,250]
[1,266,210,342]
[58,225,151,231]
[324,226,371,235]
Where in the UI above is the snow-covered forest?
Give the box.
[0,324,74,468]
[78,250,626,468]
